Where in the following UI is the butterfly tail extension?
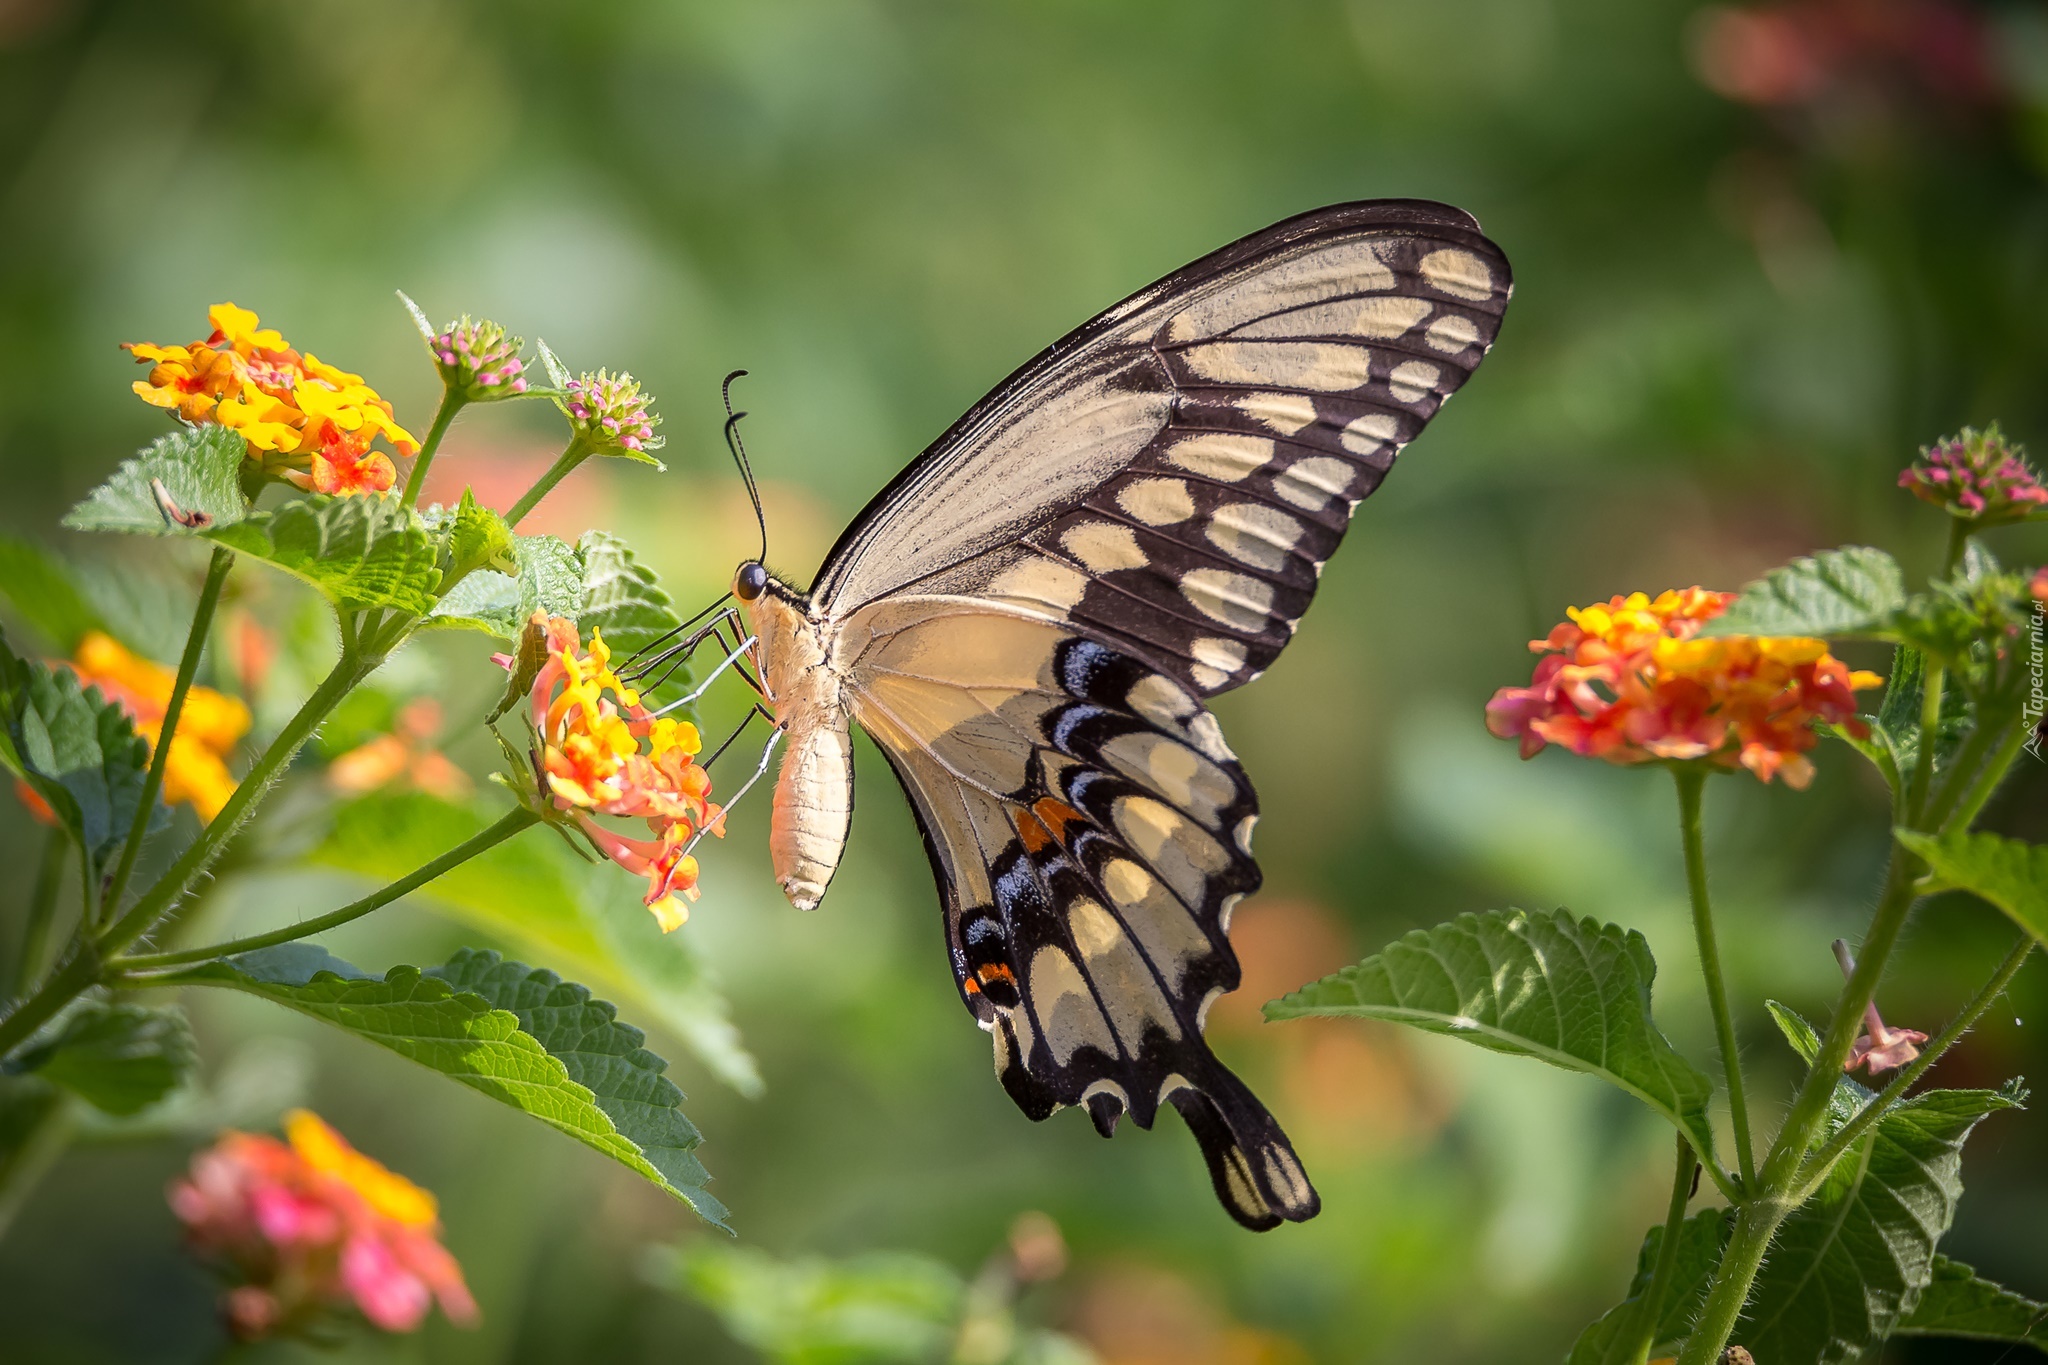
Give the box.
[1168,1068,1320,1232]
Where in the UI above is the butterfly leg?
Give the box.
[647,631,761,716]
[684,724,784,857]
[620,606,748,693]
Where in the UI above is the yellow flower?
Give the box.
[69,632,250,820]
[284,1109,438,1227]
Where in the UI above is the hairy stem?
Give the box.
[1937,712,2032,835]
[1622,1134,1697,1365]
[1906,659,1946,825]
[399,389,466,508]
[111,806,539,972]
[1675,767,1756,1191]
[1674,1194,1786,1365]
[12,827,67,996]
[506,436,590,528]
[1793,933,2034,1201]
[103,547,234,917]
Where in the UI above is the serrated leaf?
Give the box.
[205,493,439,614]
[1862,645,1971,785]
[422,532,584,639]
[63,426,250,536]
[576,531,683,659]
[1738,1087,2022,1365]
[425,948,722,1223]
[1895,829,2048,945]
[1266,908,1718,1167]
[10,1002,195,1116]
[159,944,726,1225]
[439,489,518,587]
[308,792,758,1093]
[1703,546,1907,638]
[0,629,158,871]
[1567,1210,1733,1365]
[1893,1255,2048,1349]
[0,538,107,651]
[1766,1000,1880,1143]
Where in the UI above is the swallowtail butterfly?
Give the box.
[714,201,1510,1229]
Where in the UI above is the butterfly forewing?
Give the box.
[813,200,1510,698]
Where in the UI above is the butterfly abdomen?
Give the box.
[747,586,857,912]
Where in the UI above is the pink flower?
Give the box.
[168,1110,476,1341]
[1898,425,2048,525]
[1834,940,1930,1077]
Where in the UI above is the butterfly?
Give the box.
[718,200,1511,1230]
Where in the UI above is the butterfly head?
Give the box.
[734,560,770,603]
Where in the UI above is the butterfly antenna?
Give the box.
[722,369,767,563]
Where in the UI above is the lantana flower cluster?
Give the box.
[431,316,529,400]
[169,1110,475,1340]
[1897,425,2048,523]
[1486,588,1882,788]
[564,370,662,456]
[517,614,719,930]
[126,303,417,496]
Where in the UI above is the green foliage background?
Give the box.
[2,1,2046,1361]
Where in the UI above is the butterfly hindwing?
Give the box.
[844,595,1315,1229]
[813,199,1510,698]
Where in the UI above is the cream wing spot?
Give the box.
[1186,711,1235,763]
[1061,521,1148,573]
[1031,945,1116,1064]
[1067,898,1182,1045]
[1189,637,1247,691]
[1117,478,1196,526]
[1182,341,1375,393]
[1272,456,1356,512]
[1234,813,1257,854]
[1236,392,1317,436]
[1425,312,1481,353]
[1102,858,1212,992]
[1340,411,1401,457]
[1233,294,1431,341]
[1388,360,1441,403]
[1125,673,1197,728]
[988,557,1089,613]
[1181,569,1277,632]
[1165,433,1273,483]
[1206,502,1306,572]
[1100,732,1233,826]
[1418,248,1494,301]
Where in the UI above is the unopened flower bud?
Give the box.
[1898,424,2048,525]
[431,316,529,401]
[565,369,663,457]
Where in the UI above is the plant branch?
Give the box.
[1792,932,2034,1202]
[399,389,466,508]
[1936,711,2032,835]
[103,546,234,916]
[506,436,590,528]
[1674,767,1756,1192]
[12,827,67,996]
[110,806,539,972]
[1622,1134,1696,1365]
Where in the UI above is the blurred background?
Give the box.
[2,0,2047,1360]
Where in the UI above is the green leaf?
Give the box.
[425,948,721,1222]
[1766,1000,1881,1143]
[1266,907,1718,1169]
[536,338,572,390]
[1896,829,2048,944]
[1738,1086,2024,1365]
[1702,545,1907,638]
[308,792,759,1093]
[438,488,518,588]
[63,426,251,537]
[0,538,107,651]
[10,1002,195,1116]
[1894,1255,2048,1350]
[576,531,683,659]
[159,944,726,1225]
[652,1242,963,1365]
[423,532,584,639]
[0,629,158,872]
[1566,1210,1734,1365]
[205,493,439,614]
[396,289,437,342]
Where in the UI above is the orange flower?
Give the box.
[2032,566,2047,607]
[520,614,721,929]
[328,699,471,802]
[1486,588,1882,788]
[125,303,417,494]
[169,1109,476,1340]
[68,632,250,819]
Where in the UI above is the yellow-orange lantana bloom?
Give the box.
[70,632,250,819]
[126,304,416,494]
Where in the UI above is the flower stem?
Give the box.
[1674,767,1756,1192]
[1906,659,1946,826]
[1792,932,2033,1202]
[506,436,590,528]
[103,547,234,917]
[12,827,68,996]
[400,389,466,508]
[1934,710,2032,835]
[1621,1134,1696,1365]
[0,1089,76,1243]
[110,806,539,972]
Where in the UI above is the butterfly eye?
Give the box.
[735,561,769,602]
